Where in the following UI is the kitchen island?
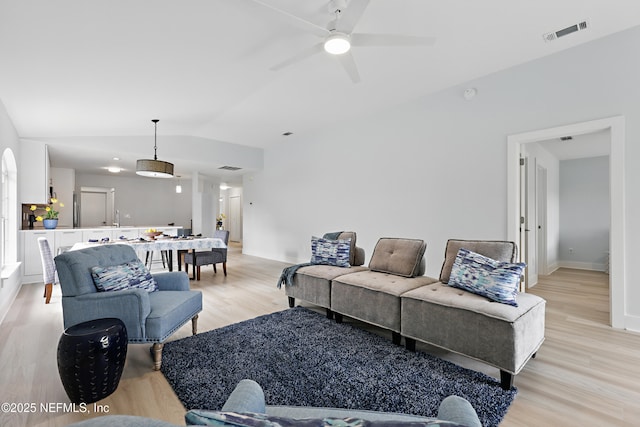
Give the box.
[20,226,182,283]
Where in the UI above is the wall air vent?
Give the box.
[219,165,242,171]
[542,20,588,42]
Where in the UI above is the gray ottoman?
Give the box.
[401,282,545,389]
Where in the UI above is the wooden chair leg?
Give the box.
[222,262,227,276]
[152,342,164,370]
[213,264,217,273]
[191,314,199,335]
[196,266,201,281]
[44,283,53,304]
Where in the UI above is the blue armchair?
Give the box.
[54,244,202,370]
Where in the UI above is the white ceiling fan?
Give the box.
[250,0,436,83]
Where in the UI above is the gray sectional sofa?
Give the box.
[285,236,546,390]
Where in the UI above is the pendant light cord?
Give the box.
[152,119,159,160]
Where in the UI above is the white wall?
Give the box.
[190,172,218,237]
[0,99,22,324]
[76,173,192,229]
[243,25,640,330]
[559,156,609,271]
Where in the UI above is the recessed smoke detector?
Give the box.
[543,20,588,42]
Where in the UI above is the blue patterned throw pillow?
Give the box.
[185,411,467,426]
[310,236,351,267]
[448,248,525,306]
[91,259,158,293]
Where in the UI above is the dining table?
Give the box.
[71,236,227,279]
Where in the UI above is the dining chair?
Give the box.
[37,237,57,304]
[184,230,230,280]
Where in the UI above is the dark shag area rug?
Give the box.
[161,307,517,427]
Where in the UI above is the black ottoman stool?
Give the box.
[57,318,128,404]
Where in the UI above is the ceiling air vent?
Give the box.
[219,165,242,171]
[542,20,588,42]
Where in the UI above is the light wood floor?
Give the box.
[1,245,639,426]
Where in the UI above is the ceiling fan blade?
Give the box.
[336,51,361,83]
[270,43,324,71]
[335,0,370,33]
[351,33,437,47]
[247,0,329,37]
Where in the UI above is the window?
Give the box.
[1,148,18,267]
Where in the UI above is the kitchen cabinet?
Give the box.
[54,230,82,254]
[81,229,114,242]
[20,140,50,204]
[21,230,54,281]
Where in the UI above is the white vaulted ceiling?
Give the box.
[0,0,639,178]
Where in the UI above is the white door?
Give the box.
[519,156,529,290]
[536,165,548,277]
[526,158,538,286]
[229,195,242,243]
[81,191,107,227]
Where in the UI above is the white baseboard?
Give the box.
[557,261,606,272]
[624,315,640,333]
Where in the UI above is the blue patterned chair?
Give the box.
[54,244,202,370]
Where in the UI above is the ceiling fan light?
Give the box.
[324,33,351,55]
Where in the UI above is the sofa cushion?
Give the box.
[331,271,437,331]
[286,265,368,309]
[448,248,525,306]
[368,238,426,277]
[439,240,517,284]
[401,282,546,374]
[90,259,158,293]
[310,236,351,267]
[143,290,203,342]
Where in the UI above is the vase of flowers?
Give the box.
[216,213,226,230]
[32,197,63,229]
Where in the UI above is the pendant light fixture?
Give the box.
[136,119,174,178]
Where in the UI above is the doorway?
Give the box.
[229,195,242,243]
[80,187,115,227]
[507,116,625,329]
